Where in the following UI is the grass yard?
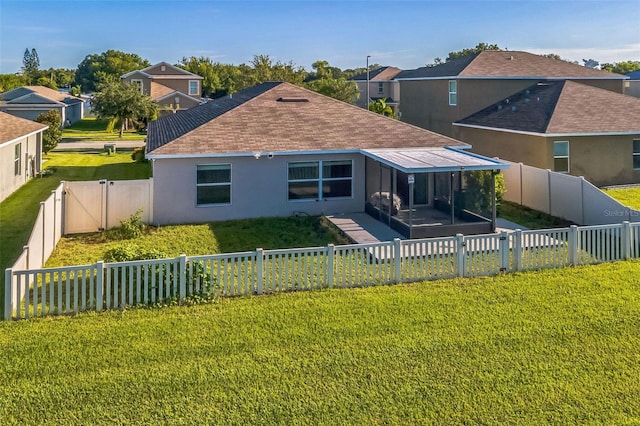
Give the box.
[46,216,352,267]
[500,201,574,229]
[0,152,150,317]
[1,261,639,424]
[62,117,146,141]
[603,186,640,210]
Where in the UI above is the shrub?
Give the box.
[35,110,62,153]
[131,147,146,162]
[103,244,167,262]
[106,208,145,240]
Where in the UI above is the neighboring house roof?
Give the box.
[627,70,640,80]
[0,111,48,146]
[396,51,626,80]
[147,82,467,156]
[454,80,640,135]
[0,86,83,105]
[121,61,203,80]
[350,66,402,81]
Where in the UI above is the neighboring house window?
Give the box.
[634,139,640,170]
[131,79,143,93]
[196,164,231,205]
[14,143,21,176]
[553,141,569,173]
[448,80,457,106]
[288,160,352,201]
[189,80,199,96]
[378,82,384,94]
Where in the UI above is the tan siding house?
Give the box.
[396,51,628,138]
[453,81,640,186]
[121,62,203,115]
[0,112,47,201]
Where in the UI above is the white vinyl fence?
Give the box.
[502,161,640,225]
[5,221,640,320]
[7,184,65,311]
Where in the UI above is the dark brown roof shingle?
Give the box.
[0,111,48,144]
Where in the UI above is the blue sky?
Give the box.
[1,0,639,74]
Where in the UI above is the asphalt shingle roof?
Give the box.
[147,82,466,156]
[396,51,625,79]
[350,66,402,81]
[455,80,640,134]
[0,111,48,145]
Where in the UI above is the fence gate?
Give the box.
[64,180,107,234]
[63,179,153,235]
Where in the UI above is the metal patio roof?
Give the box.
[360,147,509,173]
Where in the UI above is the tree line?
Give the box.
[4,45,638,97]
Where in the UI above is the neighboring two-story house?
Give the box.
[350,66,402,115]
[121,62,204,115]
[453,80,640,186]
[395,50,627,138]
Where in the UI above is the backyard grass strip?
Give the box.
[603,187,640,210]
[0,152,151,317]
[1,261,639,424]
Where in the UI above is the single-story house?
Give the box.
[0,111,47,201]
[146,82,508,239]
[0,85,85,125]
[453,80,640,186]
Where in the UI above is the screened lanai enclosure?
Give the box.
[363,147,509,239]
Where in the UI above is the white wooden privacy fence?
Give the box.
[5,222,640,320]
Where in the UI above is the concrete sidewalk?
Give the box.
[53,140,146,151]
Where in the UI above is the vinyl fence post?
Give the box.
[513,229,523,271]
[256,249,263,295]
[622,221,631,260]
[327,244,334,288]
[456,234,465,277]
[179,254,187,300]
[96,261,104,311]
[499,231,510,272]
[569,225,579,266]
[394,238,402,283]
[4,268,12,320]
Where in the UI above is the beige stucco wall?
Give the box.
[400,78,626,137]
[0,132,42,202]
[454,126,640,186]
[151,153,366,225]
[123,75,200,98]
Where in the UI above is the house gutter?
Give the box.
[452,122,640,137]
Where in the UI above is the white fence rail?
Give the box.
[5,221,640,321]
[502,161,640,225]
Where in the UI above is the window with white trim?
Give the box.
[196,164,231,205]
[288,160,352,201]
[553,141,569,173]
[131,79,143,93]
[189,80,199,96]
[14,143,21,176]
[378,82,384,94]
[634,139,640,170]
[448,80,457,106]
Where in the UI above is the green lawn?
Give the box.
[62,117,146,141]
[603,187,640,210]
[1,261,639,424]
[0,152,151,318]
[500,201,574,229]
[46,216,352,267]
